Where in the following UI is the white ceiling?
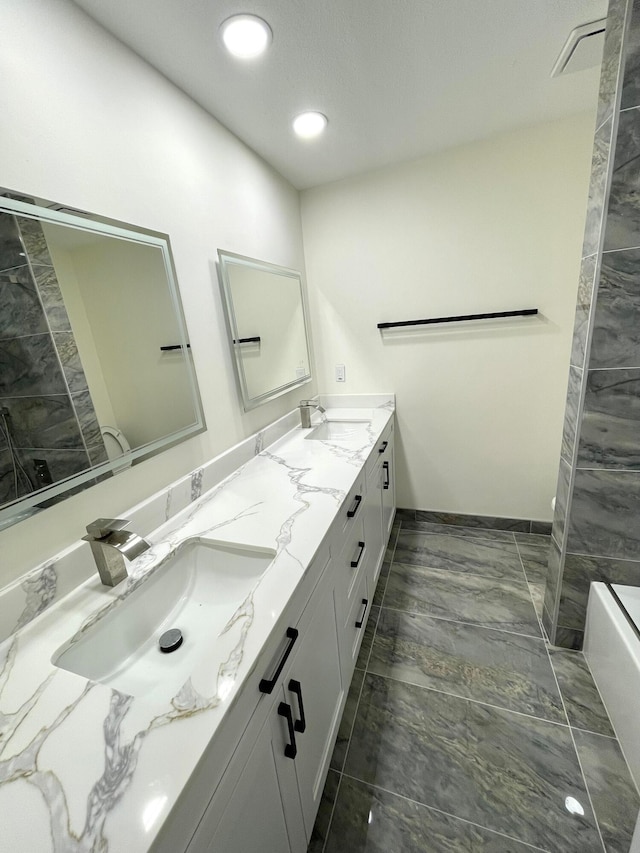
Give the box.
[71,0,606,190]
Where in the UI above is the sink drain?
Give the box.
[159,628,183,653]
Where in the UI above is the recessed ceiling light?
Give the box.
[220,14,272,58]
[293,111,328,139]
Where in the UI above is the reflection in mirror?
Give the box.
[217,250,312,411]
[0,194,205,530]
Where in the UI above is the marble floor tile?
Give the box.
[573,729,640,853]
[308,770,341,853]
[384,563,541,637]
[398,519,515,543]
[344,674,601,852]
[368,608,564,722]
[513,531,551,547]
[331,669,365,772]
[515,541,551,585]
[548,648,614,737]
[528,583,545,621]
[393,532,525,581]
[356,605,380,671]
[325,774,542,853]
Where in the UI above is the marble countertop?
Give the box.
[0,400,394,853]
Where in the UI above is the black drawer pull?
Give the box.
[288,679,306,733]
[378,440,388,454]
[259,627,298,693]
[351,541,365,568]
[278,702,297,759]
[355,598,369,629]
[347,494,362,518]
[383,461,390,490]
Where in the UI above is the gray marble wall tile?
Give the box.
[309,770,340,853]
[543,538,562,625]
[529,582,545,621]
[344,674,601,851]
[52,331,88,394]
[578,368,640,468]
[87,443,109,466]
[591,248,640,367]
[542,604,555,641]
[622,0,640,110]
[600,0,630,124]
[2,395,84,450]
[530,521,552,535]
[567,468,640,558]
[368,607,564,721]
[551,456,571,549]
[325,775,540,853]
[393,531,524,581]
[554,626,584,650]
[414,509,529,532]
[548,648,615,736]
[573,728,640,853]
[70,390,103,449]
[583,117,613,258]
[604,107,640,251]
[0,333,67,396]
[400,519,515,543]
[16,216,53,265]
[570,255,598,369]
[31,265,71,332]
[558,551,640,630]
[561,365,583,462]
[331,668,364,772]
[17,447,90,487]
[395,507,415,523]
[0,213,27,271]
[515,530,552,545]
[385,563,541,636]
[0,448,33,503]
[0,267,47,339]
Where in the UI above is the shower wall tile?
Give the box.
[603,107,640,251]
[52,331,88,394]
[561,366,583,463]
[590,248,640,367]
[599,0,630,124]
[559,551,640,629]
[582,117,613,259]
[16,217,53,265]
[551,457,571,548]
[71,391,104,449]
[0,448,33,503]
[87,443,109,466]
[0,267,47,339]
[17,447,90,487]
[31,265,71,332]
[566,468,640,559]
[2,396,84,450]
[413,509,529,532]
[554,626,584,651]
[0,213,27,271]
[543,538,562,624]
[577,367,640,468]
[0,334,67,397]
[570,255,598,369]
[621,0,640,110]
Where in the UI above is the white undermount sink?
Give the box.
[305,418,371,441]
[53,538,275,699]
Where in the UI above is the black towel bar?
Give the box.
[377,309,538,330]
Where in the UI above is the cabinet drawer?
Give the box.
[337,473,366,538]
[339,570,370,679]
[365,420,394,484]
[333,516,367,626]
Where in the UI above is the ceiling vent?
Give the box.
[551,18,606,77]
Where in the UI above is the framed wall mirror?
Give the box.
[0,193,205,531]
[217,250,313,411]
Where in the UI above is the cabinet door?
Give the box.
[286,579,344,840]
[364,459,384,586]
[381,442,396,540]
[196,717,294,853]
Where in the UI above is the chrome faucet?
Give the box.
[83,518,151,587]
[299,399,326,429]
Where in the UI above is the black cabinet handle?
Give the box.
[278,702,297,759]
[259,627,298,693]
[355,598,369,629]
[378,440,388,454]
[347,494,362,518]
[383,461,390,490]
[351,541,365,568]
[288,679,306,733]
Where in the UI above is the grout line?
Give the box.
[320,770,343,853]
[570,724,617,741]
[338,773,551,852]
[378,603,544,641]
[362,668,570,730]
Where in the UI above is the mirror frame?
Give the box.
[217,250,313,411]
[0,193,206,529]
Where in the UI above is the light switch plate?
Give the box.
[335,364,346,382]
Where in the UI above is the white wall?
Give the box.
[301,113,595,521]
[0,0,312,584]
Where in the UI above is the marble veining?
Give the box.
[0,398,394,853]
[582,117,613,259]
[578,367,640,468]
[570,255,597,370]
[393,531,525,581]
[547,649,615,737]
[561,365,583,463]
[190,468,203,502]
[567,468,640,559]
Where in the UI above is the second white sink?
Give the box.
[53,538,275,699]
[305,419,371,441]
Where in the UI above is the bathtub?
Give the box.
[584,582,640,791]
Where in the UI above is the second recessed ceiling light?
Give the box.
[220,14,272,58]
[293,111,328,139]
